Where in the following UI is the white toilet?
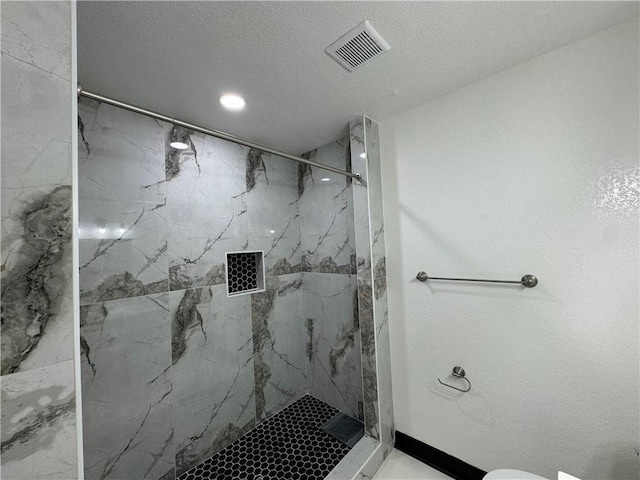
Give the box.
[484,469,548,479]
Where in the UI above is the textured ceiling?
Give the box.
[77,1,639,155]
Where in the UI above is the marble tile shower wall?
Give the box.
[1,2,79,479]
[78,99,363,479]
[349,118,393,451]
[298,139,363,420]
[350,117,395,479]
[363,117,394,451]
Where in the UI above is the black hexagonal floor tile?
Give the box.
[177,395,358,480]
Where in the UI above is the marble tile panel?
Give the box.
[80,294,174,480]
[79,199,168,304]
[246,151,301,276]
[373,275,393,448]
[362,115,393,448]
[170,285,256,475]
[1,1,72,198]
[165,130,249,291]
[1,2,72,81]
[1,1,77,475]
[252,274,306,420]
[350,118,373,278]
[164,127,247,201]
[1,186,74,375]
[304,273,362,419]
[299,139,356,274]
[0,360,77,480]
[166,203,248,291]
[1,1,74,376]
[365,117,387,276]
[358,278,379,440]
[78,98,167,204]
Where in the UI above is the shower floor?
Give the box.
[177,395,361,480]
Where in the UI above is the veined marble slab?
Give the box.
[1,187,74,375]
[374,274,393,448]
[165,129,248,291]
[80,294,174,480]
[304,273,362,419]
[78,198,168,304]
[0,360,77,480]
[246,151,301,276]
[252,274,306,420]
[170,285,255,475]
[78,98,166,204]
[349,119,373,278]
[365,118,387,283]
[299,139,356,274]
[358,277,379,441]
[364,117,394,450]
[1,0,75,378]
[166,202,248,291]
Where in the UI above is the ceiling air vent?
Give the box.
[325,20,390,72]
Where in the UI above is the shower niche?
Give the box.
[226,251,265,297]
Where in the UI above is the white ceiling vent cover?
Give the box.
[325,20,390,72]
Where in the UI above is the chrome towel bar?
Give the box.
[416,271,538,288]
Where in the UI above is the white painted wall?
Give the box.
[379,18,639,480]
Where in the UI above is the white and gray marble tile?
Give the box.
[246,151,301,276]
[78,98,167,204]
[304,273,362,419]
[165,130,249,291]
[0,360,77,480]
[349,118,373,278]
[358,277,379,441]
[374,275,393,448]
[170,284,255,475]
[251,274,306,420]
[164,127,247,197]
[351,115,394,452]
[1,186,74,375]
[166,202,248,291]
[1,1,72,204]
[80,294,174,480]
[362,115,394,449]
[299,139,356,274]
[1,1,77,475]
[1,1,75,377]
[365,118,386,278]
[79,199,168,304]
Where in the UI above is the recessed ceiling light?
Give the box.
[321,177,331,182]
[219,93,246,111]
[170,141,189,150]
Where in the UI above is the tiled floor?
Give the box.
[373,449,453,480]
[177,395,355,480]
[176,394,452,480]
